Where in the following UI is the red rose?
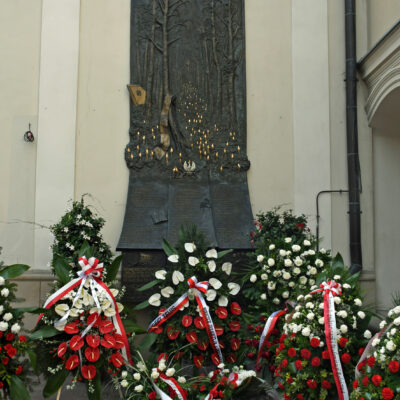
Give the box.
[288,348,296,358]
[64,322,79,335]
[186,331,198,343]
[306,379,317,389]
[341,353,351,364]
[310,338,320,348]
[321,380,331,389]
[84,346,100,363]
[166,326,179,340]
[311,357,321,367]
[228,321,240,332]
[99,320,113,334]
[279,334,287,343]
[382,388,394,400]
[300,349,311,359]
[65,355,79,370]
[194,317,205,329]
[388,360,399,373]
[81,364,97,380]
[367,356,375,367]
[15,366,23,375]
[339,337,348,348]
[111,352,124,368]
[230,302,242,315]
[215,307,228,319]
[371,374,382,387]
[6,346,17,358]
[353,380,359,389]
[57,342,67,358]
[281,359,288,368]
[358,347,365,356]
[6,333,14,341]
[1,357,9,365]
[148,392,156,400]
[295,360,303,370]
[230,337,240,351]
[69,335,84,351]
[182,315,193,328]
[19,336,27,343]
[193,355,204,368]
[86,334,100,348]
[362,376,369,386]
[113,334,125,350]
[101,334,116,349]
[322,350,330,359]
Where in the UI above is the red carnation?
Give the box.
[353,380,359,389]
[310,338,320,348]
[367,356,375,367]
[300,349,311,359]
[69,335,84,351]
[371,374,382,387]
[382,388,394,400]
[19,336,27,342]
[295,360,303,370]
[86,334,100,348]
[388,360,399,373]
[341,353,351,364]
[281,359,288,368]
[186,331,198,343]
[228,321,240,332]
[182,315,193,327]
[81,364,97,380]
[6,346,17,358]
[65,354,79,370]
[148,392,156,400]
[321,380,331,389]
[57,342,67,358]
[288,348,296,357]
[1,358,8,365]
[194,317,205,329]
[362,376,369,386]
[215,307,228,319]
[339,337,348,348]
[311,357,321,367]
[230,302,242,315]
[306,379,317,389]
[15,366,23,375]
[5,333,14,341]
[358,347,365,356]
[85,346,100,363]
[101,334,116,349]
[99,320,113,334]
[322,350,330,359]
[111,352,124,368]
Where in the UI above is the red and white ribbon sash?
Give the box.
[39,256,132,364]
[310,281,349,400]
[256,308,287,365]
[204,372,240,400]
[148,276,223,365]
[153,372,187,400]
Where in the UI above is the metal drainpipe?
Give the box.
[345,0,363,274]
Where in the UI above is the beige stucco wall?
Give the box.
[0,0,42,266]
[367,0,400,49]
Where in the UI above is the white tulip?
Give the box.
[168,254,179,263]
[166,368,175,377]
[178,376,186,384]
[227,282,240,295]
[188,257,199,266]
[207,260,216,272]
[133,373,141,381]
[206,289,217,301]
[206,249,218,258]
[161,286,174,298]
[149,293,161,306]
[209,278,222,289]
[155,270,167,280]
[121,380,128,388]
[134,385,143,393]
[184,243,196,253]
[222,262,232,275]
[151,369,160,379]
[218,296,228,307]
[172,270,184,285]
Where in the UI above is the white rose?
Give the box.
[297,295,304,301]
[184,242,196,253]
[285,238,292,243]
[379,320,387,329]
[288,281,295,287]
[161,286,174,298]
[299,276,307,285]
[293,267,301,275]
[386,340,396,352]
[257,255,265,262]
[268,282,276,290]
[354,298,362,306]
[307,313,314,320]
[209,278,222,289]
[309,279,315,285]
[357,311,366,319]
[218,296,228,307]
[340,324,348,334]
[372,338,380,347]
[305,302,314,309]
[292,245,301,252]
[188,256,199,266]
[260,293,267,300]
[315,259,324,267]
[394,306,400,314]
[273,270,281,278]
[166,368,175,377]
[283,272,291,280]
[333,275,341,280]
[318,317,325,325]
[3,313,12,322]
[273,298,280,304]
[279,250,286,257]
[149,293,161,307]
[0,277,5,286]
[137,361,146,372]
[11,323,20,334]
[133,373,141,380]
[250,274,257,283]
[337,310,347,318]
[302,327,311,336]
[284,259,292,267]
[168,254,179,263]
[1,288,9,297]
[261,273,268,281]
[282,291,289,299]
[206,289,217,301]
[364,330,372,339]
[269,244,275,250]
[227,282,240,295]
[134,385,144,393]
[155,270,167,280]
[303,240,311,246]
[267,258,275,267]
[334,296,341,305]
[158,361,166,371]
[0,306,4,314]
[178,376,186,384]
[170,271,184,286]
[294,257,303,266]
[308,250,315,255]
[207,260,216,272]
[206,249,218,258]
[393,317,400,326]
[309,267,317,275]
[121,380,128,388]
[222,262,232,275]
[0,322,8,331]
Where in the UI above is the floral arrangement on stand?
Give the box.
[33,251,144,400]
[350,304,400,400]
[274,255,371,400]
[0,250,35,400]
[140,226,244,370]
[241,209,331,369]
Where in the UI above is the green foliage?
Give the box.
[30,326,59,340]
[9,375,31,400]
[43,368,69,397]
[0,264,30,280]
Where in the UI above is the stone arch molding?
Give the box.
[359,22,400,124]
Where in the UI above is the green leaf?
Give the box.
[10,375,31,400]
[87,373,101,400]
[133,300,150,310]
[315,272,327,287]
[106,255,123,283]
[346,271,360,287]
[217,249,233,259]
[43,368,69,398]
[13,307,43,319]
[79,241,93,258]
[123,319,147,335]
[30,326,60,340]
[0,264,29,280]
[53,255,71,284]
[28,349,38,374]
[162,239,178,257]
[136,279,159,292]
[139,333,157,351]
[331,253,345,272]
